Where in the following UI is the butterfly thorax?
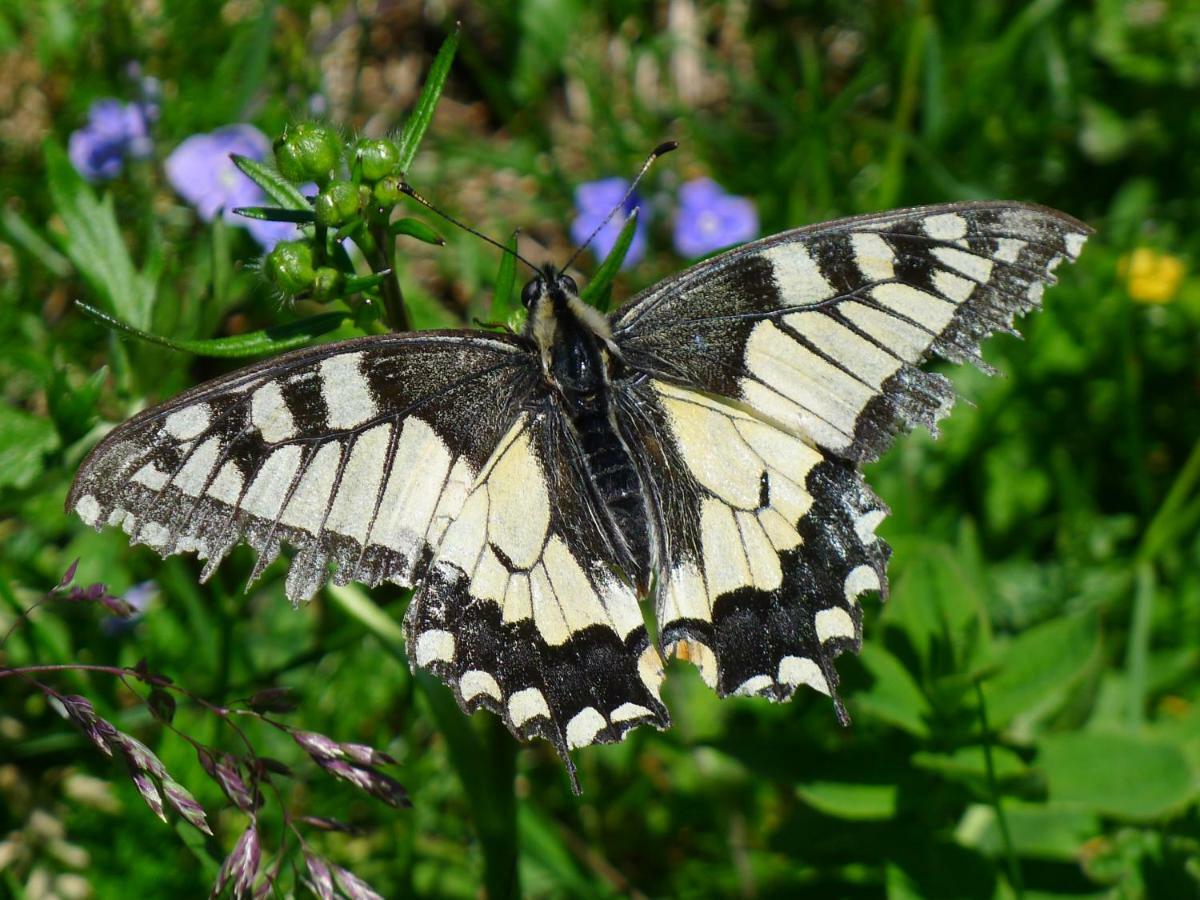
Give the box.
[522,265,654,589]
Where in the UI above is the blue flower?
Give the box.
[165,125,296,249]
[673,178,759,258]
[68,98,153,182]
[570,177,648,269]
[101,581,157,637]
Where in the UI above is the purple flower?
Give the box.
[68,98,153,182]
[165,125,296,249]
[673,178,759,258]
[570,177,648,269]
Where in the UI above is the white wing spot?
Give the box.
[850,232,895,282]
[815,607,856,643]
[994,238,1026,264]
[779,656,830,695]
[132,463,170,491]
[932,269,976,304]
[845,564,882,604]
[415,629,455,667]
[932,246,994,283]
[1065,232,1087,259]
[508,687,551,727]
[175,437,222,498]
[610,702,653,723]
[138,521,171,548]
[854,508,886,544]
[733,674,773,696]
[251,382,296,443]
[566,707,607,749]
[922,212,968,241]
[207,460,244,505]
[762,243,835,303]
[319,353,377,429]
[163,404,211,440]
[75,494,101,526]
[460,670,502,703]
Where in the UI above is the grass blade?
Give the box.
[396,24,461,172]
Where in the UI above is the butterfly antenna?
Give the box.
[563,140,678,272]
[399,183,539,273]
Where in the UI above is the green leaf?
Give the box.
[77,302,349,358]
[912,746,1029,785]
[396,24,461,172]
[0,403,60,490]
[580,208,639,311]
[983,611,1101,729]
[388,217,444,245]
[956,802,1101,861]
[1038,730,1198,821]
[343,272,392,294]
[44,142,157,329]
[491,229,520,321]
[230,154,310,210]
[231,206,316,223]
[852,642,932,737]
[795,781,898,821]
[0,205,71,277]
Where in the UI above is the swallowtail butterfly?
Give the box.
[69,199,1089,785]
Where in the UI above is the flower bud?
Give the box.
[315,180,360,226]
[265,241,315,294]
[312,267,344,300]
[274,123,342,185]
[356,138,399,181]
[373,175,403,207]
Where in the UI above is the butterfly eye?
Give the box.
[520,279,542,308]
[559,274,578,295]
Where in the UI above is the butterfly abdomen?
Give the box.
[571,393,653,588]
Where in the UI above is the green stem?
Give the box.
[370,221,410,332]
[975,680,1023,899]
[1126,562,1156,726]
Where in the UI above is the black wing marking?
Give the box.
[68,331,536,603]
[611,201,1090,461]
[617,378,888,715]
[404,407,669,785]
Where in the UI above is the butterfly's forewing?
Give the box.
[404,411,669,772]
[68,332,535,602]
[612,201,1089,708]
[612,201,1091,462]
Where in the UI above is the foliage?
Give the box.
[2,1,1199,898]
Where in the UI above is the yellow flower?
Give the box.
[1121,247,1185,304]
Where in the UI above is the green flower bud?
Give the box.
[274,123,343,185]
[373,175,403,207]
[312,266,345,300]
[265,241,315,294]
[315,180,360,226]
[356,138,400,181]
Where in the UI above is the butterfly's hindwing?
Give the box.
[68,333,535,602]
[618,379,888,710]
[613,202,1091,461]
[404,410,669,763]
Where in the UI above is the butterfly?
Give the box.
[69,197,1089,787]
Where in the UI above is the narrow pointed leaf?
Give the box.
[77,302,349,358]
[491,229,520,321]
[230,154,310,210]
[232,206,316,223]
[388,217,444,245]
[396,24,461,171]
[580,208,638,311]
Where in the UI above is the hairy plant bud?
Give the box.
[265,241,315,294]
[315,180,360,226]
[356,138,399,181]
[274,123,342,185]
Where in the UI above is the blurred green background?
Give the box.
[2,1,1199,898]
